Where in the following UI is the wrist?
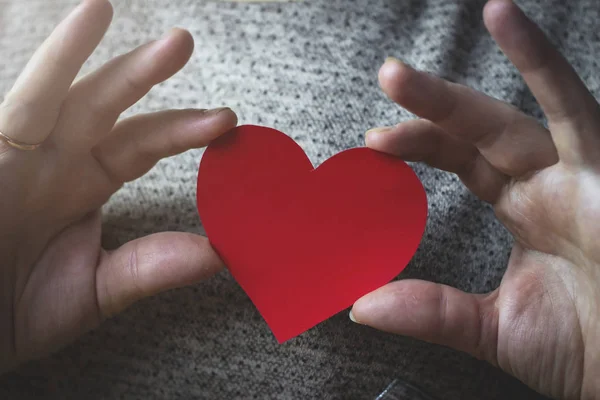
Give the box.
[581,329,600,399]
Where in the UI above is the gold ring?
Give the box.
[0,129,42,151]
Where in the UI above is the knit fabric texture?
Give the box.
[1,0,599,399]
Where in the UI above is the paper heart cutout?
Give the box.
[197,125,427,342]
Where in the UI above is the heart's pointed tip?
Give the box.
[273,332,294,344]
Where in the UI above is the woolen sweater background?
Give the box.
[1,0,598,399]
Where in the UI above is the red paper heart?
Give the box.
[197,125,427,342]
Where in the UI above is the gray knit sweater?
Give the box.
[1,0,598,399]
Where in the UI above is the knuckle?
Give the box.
[126,244,146,300]
[0,94,60,141]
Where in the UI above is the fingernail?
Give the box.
[160,27,189,42]
[349,310,362,324]
[160,28,176,41]
[206,107,231,116]
[385,56,405,65]
[77,0,95,11]
[366,126,393,136]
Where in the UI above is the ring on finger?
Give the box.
[0,129,43,151]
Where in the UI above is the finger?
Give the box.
[351,280,499,365]
[366,119,507,203]
[0,0,113,145]
[378,58,558,177]
[92,107,237,184]
[96,232,224,319]
[64,28,195,145]
[484,0,600,165]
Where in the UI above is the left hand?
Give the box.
[0,0,237,373]
[351,1,600,399]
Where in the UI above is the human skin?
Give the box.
[352,1,600,399]
[0,0,237,373]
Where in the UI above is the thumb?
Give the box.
[96,232,224,319]
[350,280,500,365]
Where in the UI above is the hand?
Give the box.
[0,0,237,372]
[351,1,599,399]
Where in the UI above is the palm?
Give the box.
[10,144,125,362]
[14,208,104,364]
[0,0,236,373]
[499,164,600,259]
[352,1,600,399]
[495,244,585,399]
[492,165,599,398]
